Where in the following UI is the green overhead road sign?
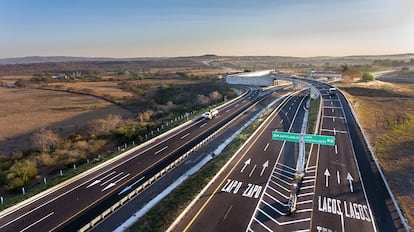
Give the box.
[271,131,300,143]
[272,131,335,146]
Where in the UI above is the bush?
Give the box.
[361,72,375,82]
[6,159,38,190]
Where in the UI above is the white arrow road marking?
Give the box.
[118,176,145,195]
[240,158,251,173]
[337,170,340,184]
[87,171,116,188]
[263,143,270,152]
[102,173,131,191]
[249,164,257,177]
[347,172,354,193]
[324,169,330,187]
[260,161,269,176]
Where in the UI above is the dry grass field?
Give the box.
[0,87,134,155]
[337,79,414,227]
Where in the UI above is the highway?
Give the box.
[0,87,272,232]
[170,79,407,231]
[171,91,313,231]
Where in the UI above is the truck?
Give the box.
[203,109,219,119]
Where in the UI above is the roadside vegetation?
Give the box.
[0,68,237,207]
[337,74,414,228]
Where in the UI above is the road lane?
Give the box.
[171,92,312,232]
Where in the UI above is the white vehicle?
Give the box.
[328,87,336,95]
[203,109,219,119]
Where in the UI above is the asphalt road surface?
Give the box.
[0,88,270,232]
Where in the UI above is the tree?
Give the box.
[31,128,60,151]
[6,159,38,190]
[361,72,375,82]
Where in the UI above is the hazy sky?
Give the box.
[1,0,413,58]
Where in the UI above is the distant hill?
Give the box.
[0,54,413,65]
[0,56,160,64]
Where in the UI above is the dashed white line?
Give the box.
[337,170,341,184]
[249,165,257,177]
[280,119,284,124]
[180,133,190,140]
[200,123,207,128]
[335,145,338,155]
[264,143,270,152]
[154,146,168,155]
[225,109,230,113]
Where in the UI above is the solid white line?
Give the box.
[277,163,296,171]
[113,173,131,184]
[296,209,313,213]
[297,200,313,205]
[249,165,257,177]
[101,172,124,186]
[269,179,290,192]
[274,166,295,176]
[261,199,286,215]
[301,185,315,190]
[267,185,290,199]
[297,192,314,197]
[263,143,270,152]
[264,192,287,206]
[154,146,168,155]
[200,123,207,128]
[253,217,273,232]
[20,212,54,232]
[180,133,190,140]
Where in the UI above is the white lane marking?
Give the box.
[154,146,168,155]
[222,205,233,222]
[300,185,315,190]
[200,123,207,128]
[263,143,270,152]
[225,109,230,113]
[335,145,338,155]
[297,192,314,197]
[20,212,54,232]
[333,117,335,122]
[332,108,334,113]
[240,158,251,173]
[260,160,269,176]
[347,173,354,193]
[180,133,190,140]
[249,165,257,177]
[100,172,124,186]
[324,169,330,187]
[280,119,284,124]
[102,173,131,192]
[337,170,341,184]
[86,171,116,188]
[235,104,239,107]
[289,107,291,110]
[334,128,336,135]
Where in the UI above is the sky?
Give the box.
[0,0,413,58]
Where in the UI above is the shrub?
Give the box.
[6,159,38,190]
[361,72,375,82]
